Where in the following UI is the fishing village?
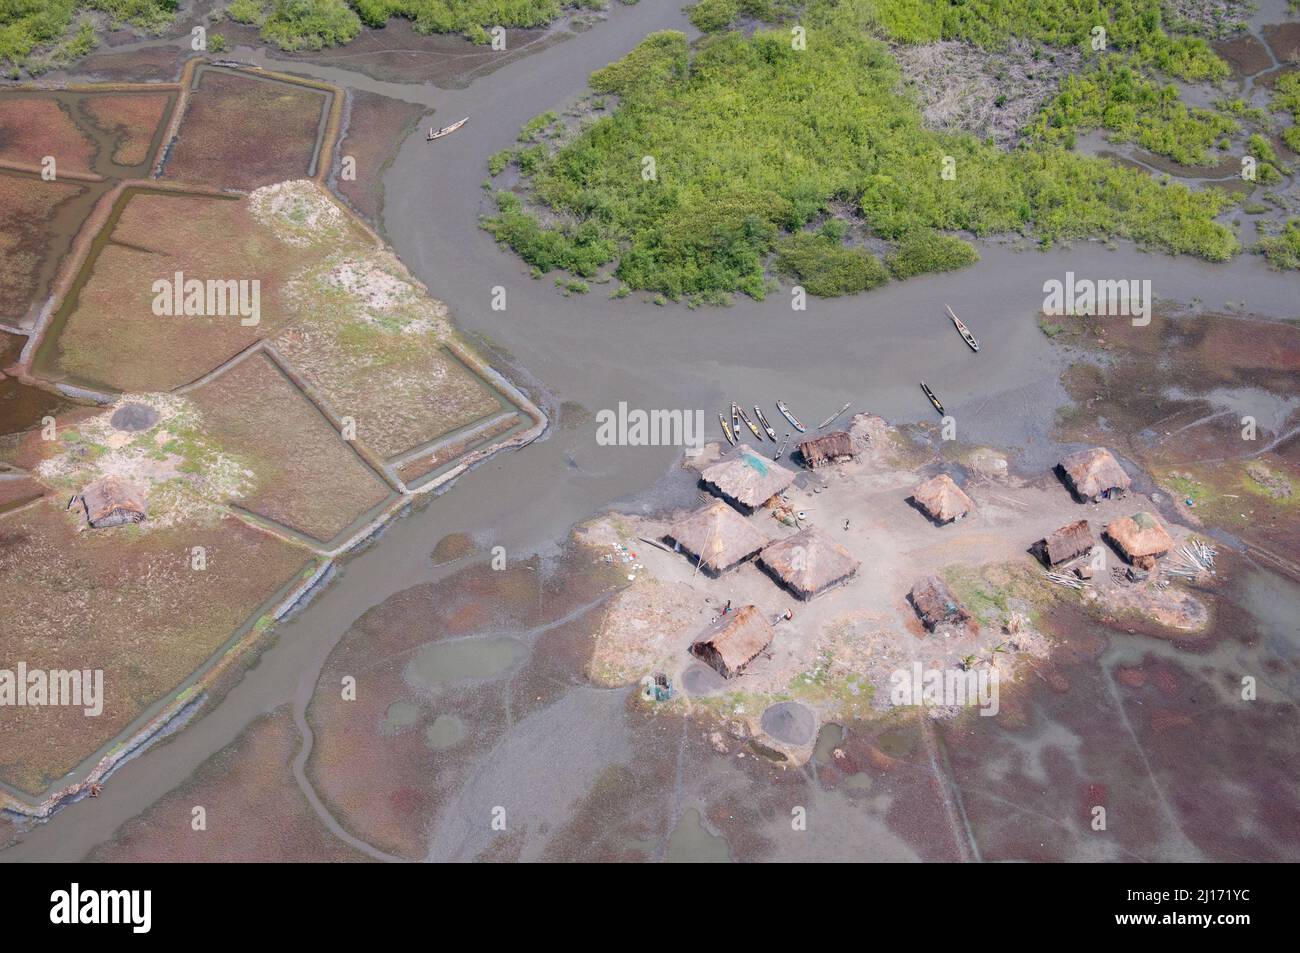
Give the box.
[0,0,1297,866]
[582,348,1217,763]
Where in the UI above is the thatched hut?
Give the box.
[797,431,856,470]
[908,575,971,631]
[911,473,974,524]
[1104,512,1174,570]
[700,447,797,512]
[665,500,768,575]
[1059,447,1130,502]
[759,527,860,600]
[80,476,147,528]
[690,605,774,679]
[1036,519,1095,567]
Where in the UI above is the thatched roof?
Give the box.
[911,473,974,523]
[1060,447,1131,500]
[759,527,860,599]
[666,500,767,573]
[797,431,856,469]
[1039,519,1094,567]
[690,605,774,679]
[700,447,796,510]
[909,575,971,631]
[1104,512,1173,568]
[81,476,147,528]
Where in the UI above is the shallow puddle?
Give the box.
[424,714,467,749]
[405,636,526,688]
[666,807,731,863]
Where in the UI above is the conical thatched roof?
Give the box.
[700,446,797,510]
[759,527,860,599]
[1039,519,1094,567]
[1104,512,1173,568]
[911,473,974,523]
[690,605,774,678]
[1060,447,1131,500]
[666,500,768,573]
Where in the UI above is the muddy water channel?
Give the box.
[4,1,1300,861]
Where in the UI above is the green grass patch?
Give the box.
[1031,58,1237,166]
[885,229,980,279]
[1257,219,1300,270]
[1,0,174,74]
[773,232,889,296]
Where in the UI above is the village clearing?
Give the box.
[580,414,1214,764]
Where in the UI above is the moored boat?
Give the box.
[737,405,762,440]
[719,412,736,445]
[776,400,806,433]
[920,381,946,416]
[946,304,979,352]
[753,405,776,441]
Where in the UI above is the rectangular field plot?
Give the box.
[0,499,312,795]
[189,352,393,546]
[162,68,328,191]
[79,91,174,170]
[0,95,96,176]
[39,189,327,392]
[274,326,509,461]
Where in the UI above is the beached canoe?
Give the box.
[428,117,468,140]
[737,405,762,440]
[946,304,979,352]
[776,400,806,433]
[753,405,777,441]
[719,412,736,445]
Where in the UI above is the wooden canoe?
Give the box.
[428,117,468,141]
[946,304,979,352]
[719,412,736,445]
[920,381,946,416]
[776,400,806,433]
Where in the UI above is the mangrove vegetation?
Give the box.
[484,1,1254,303]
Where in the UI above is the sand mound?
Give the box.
[249,179,346,247]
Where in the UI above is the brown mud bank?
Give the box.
[85,707,374,863]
